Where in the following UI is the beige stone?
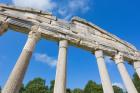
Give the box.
[0,3,140,93]
[133,61,140,79]
[0,21,8,35]
[114,53,138,93]
[95,50,114,93]
[2,26,41,93]
[0,3,140,62]
[54,40,68,93]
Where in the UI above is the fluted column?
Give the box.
[114,52,138,93]
[0,21,8,35]
[54,40,68,93]
[2,26,41,93]
[133,61,140,79]
[95,50,114,93]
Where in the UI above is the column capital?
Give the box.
[23,26,41,51]
[95,50,104,59]
[114,52,124,64]
[59,40,68,48]
[28,25,41,41]
[133,61,140,69]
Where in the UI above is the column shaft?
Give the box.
[54,40,68,93]
[115,53,138,93]
[133,61,140,79]
[2,26,41,93]
[95,50,114,93]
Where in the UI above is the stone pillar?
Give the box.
[54,40,68,93]
[133,61,140,79]
[95,50,114,93]
[2,26,41,93]
[114,52,138,93]
[0,21,8,35]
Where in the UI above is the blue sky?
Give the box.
[0,0,140,90]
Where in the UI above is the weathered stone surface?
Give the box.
[0,21,8,35]
[2,26,41,93]
[95,50,114,93]
[1,3,140,93]
[0,3,52,15]
[0,3,140,62]
[114,53,138,93]
[54,40,68,93]
[133,61,140,78]
[51,19,70,30]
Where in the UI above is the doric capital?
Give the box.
[95,50,104,59]
[59,40,68,48]
[114,52,124,64]
[28,25,41,41]
[133,61,140,69]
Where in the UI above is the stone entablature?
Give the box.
[0,4,139,62]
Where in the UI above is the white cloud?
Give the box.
[12,0,91,20]
[112,82,126,91]
[58,8,67,16]
[104,56,114,64]
[68,0,90,13]
[12,0,56,11]
[58,0,90,20]
[34,53,57,67]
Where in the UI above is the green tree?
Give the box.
[72,88,83,93]
[67,88,71,93]
[0,86,1,93]
[49,80,55,93]
[113,85,124,93]
[23,78,48,93]
[133,73,140,92]
[19,84,25,93]
[84,80,103,93]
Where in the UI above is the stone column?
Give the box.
[2,26,41,93]
[0,22,8,35]
[95,50,114,93]
[133,61,140,79]
[54,40,68,93]
[114,52,138,93]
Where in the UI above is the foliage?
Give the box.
[3,74,138,93]
[133,73,140,92]
[72,88,83,93]
[49,80,55,93]
[84,80,103,93]
[66,88,71,93]
[23,78,48,93]
[19,84,25,93]
[113,85,124,93]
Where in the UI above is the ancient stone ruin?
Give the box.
[0,3,140,93]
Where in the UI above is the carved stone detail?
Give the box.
[0,3,139,62]
[0,3,139,93]
[28,25,41,40]
[23,25,41,51]
[114,52,124,64]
